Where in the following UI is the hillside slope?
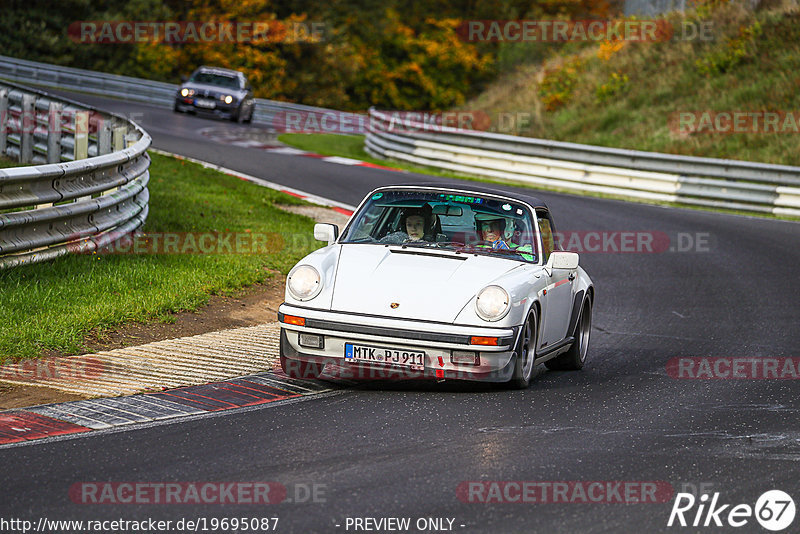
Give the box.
[464,2,800,166]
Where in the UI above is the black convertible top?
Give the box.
[373,182,549,211]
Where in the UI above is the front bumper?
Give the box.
[278,304,520,382]
[175,97,238,117]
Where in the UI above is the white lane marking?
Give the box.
[321,156,363,165]
[264,147,308,155]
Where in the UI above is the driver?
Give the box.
[381,205,434,244]
[404,212,426,241]
[477,216,510,250]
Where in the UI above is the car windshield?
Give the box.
[189,72,241,90]
[340,189,538,262]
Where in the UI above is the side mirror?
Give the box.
[180,75,188,83]
[546,251,579,271]
[314,223,339,245]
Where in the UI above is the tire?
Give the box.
[230,105,242,122]
[173,101,181,113]
[509,308,538,389]
[280,354,322,379]
[243,106,253,124]
[545,299,592,371]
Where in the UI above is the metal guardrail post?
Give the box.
[20,94,35,163]
[74,110,89,160]
[0,88,7,156]
[73,110,90,202]
[98,120,112,155]
[112,126,126,152]
[47,101,62,164]
[98,120,117,196]
[125,131,137,148]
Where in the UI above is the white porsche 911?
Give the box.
[277,184,594,388]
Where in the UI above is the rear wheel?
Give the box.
[509,309,537,389]
[545,299,592,371]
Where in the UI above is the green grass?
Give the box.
[0,152,320,362]
[278,134,370,161]
[0,156,23,169]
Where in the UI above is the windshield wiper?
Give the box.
[450,243,526,258]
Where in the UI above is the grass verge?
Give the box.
[0,152,319,362]
[0,156,24,169]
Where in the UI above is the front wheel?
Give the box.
[545,299,592,371]
[230,104,242,122]
[509,309,537,389]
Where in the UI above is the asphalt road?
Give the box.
[2,91,799,533]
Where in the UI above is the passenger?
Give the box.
[507,222,536,261]
[477,217,510,250]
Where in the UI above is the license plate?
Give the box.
[344,343,425,370]
[194,98,216,109]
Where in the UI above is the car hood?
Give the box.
[330,245,520,323]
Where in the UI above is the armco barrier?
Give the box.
[365,108,800,218]
[0,81,150,269]
[0,55,352,127]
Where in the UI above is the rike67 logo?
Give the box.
[668,490,795,531]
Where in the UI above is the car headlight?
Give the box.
[223,95,233,104]
[287,265,322,301]
[180,88,189,97]
[475,285,510,321]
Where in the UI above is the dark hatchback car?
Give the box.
[174,66,255,123]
